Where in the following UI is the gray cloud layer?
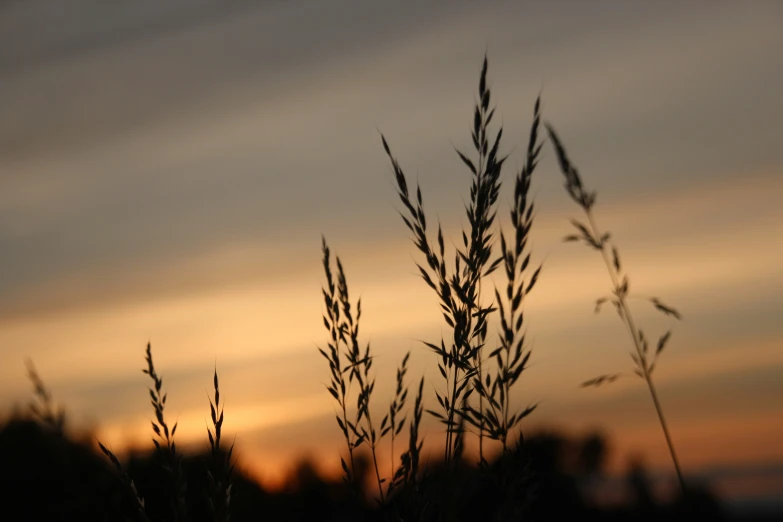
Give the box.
[2,0,781,315]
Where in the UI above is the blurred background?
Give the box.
[1,0,782,517]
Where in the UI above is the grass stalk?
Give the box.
[380,55,507,469]
[320,237,405,504]
[380,55,543,471]
[586,211,686,492]
[547,124,686,494]
[143,342,188,522]
[382,352,410,495]
[206,366,234,522]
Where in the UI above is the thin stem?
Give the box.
[366,411,386,504]
[585,210,686,493]
[503,361,511,453]
[448,360,459,466]
[372,447,385,503]
[444,368,451,465]
[340,395,357,484]
[390,433,395,485]
[476,147,486,467]
[643,369,686,491]
[478,355,484,463]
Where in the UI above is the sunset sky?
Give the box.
[1,0,782,502]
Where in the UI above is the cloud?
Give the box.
[1,0,781,307]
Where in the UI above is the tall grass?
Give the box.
[545,124,686,493]
[318,237,420,504]
[378,55,542,468]
[206,366,234,522]
[143,342,188,521]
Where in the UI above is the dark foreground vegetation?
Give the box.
[0,415,748,522]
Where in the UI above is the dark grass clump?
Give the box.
[465,91,542,456]
[99,345,237,522]
[318,237,370,494]
[372,54,544,521]
[318,237,421,507]
[379,55,543,471]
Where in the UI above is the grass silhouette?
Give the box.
[378,55,542,473]
[546,124,686,494]
[3,53,752,522]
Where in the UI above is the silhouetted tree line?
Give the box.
[3,413,773,522]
